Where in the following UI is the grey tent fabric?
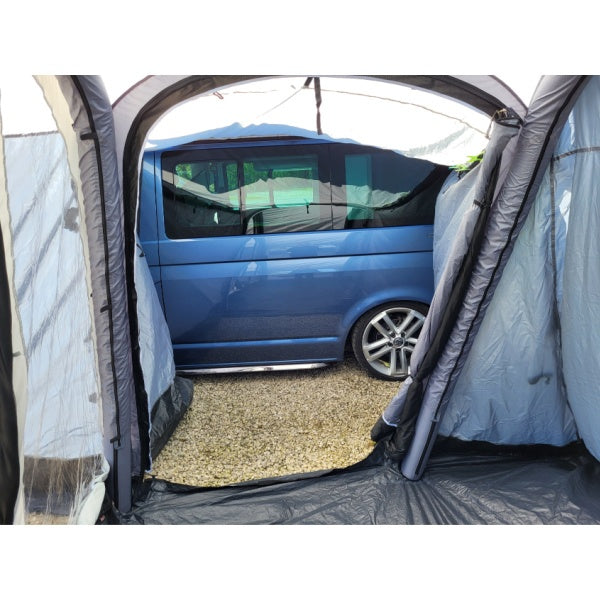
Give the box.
[51,76,137,512]
[557,76,600,461]
[55,77,189,510]
[408,77,588,476]
[57,77,191,506]
[374,76,590,481]
[400,77,587,479]
[435,102,586,446]
[437,156,578,446]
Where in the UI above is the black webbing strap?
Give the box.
[303,77,323,135]
[314,77,322,135]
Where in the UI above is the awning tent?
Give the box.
[1,74,599,525]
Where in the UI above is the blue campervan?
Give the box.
[139,136,447,380]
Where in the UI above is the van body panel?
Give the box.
[139,137,441,371]
[159,245,433,367]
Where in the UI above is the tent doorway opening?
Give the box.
[136,76,494,488]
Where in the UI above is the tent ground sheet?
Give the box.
[117,440,600,525]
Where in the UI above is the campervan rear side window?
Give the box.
[160,141,444,239]
[166,158,242,237]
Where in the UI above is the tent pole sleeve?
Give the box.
[67,76,137,512]
[0,222,19,524]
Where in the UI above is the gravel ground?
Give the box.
[148,357,402,487]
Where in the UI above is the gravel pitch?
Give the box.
[148,357,401,487]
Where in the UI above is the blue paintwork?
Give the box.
[139,141,435,370]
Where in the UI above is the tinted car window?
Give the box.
[163,158,241,238]
[160,140,445,239]
[162,144,331,239]
[241,152,332,234]
[330,145,446,229]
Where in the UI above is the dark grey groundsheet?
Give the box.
[118,440,600,525]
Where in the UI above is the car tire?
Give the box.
[351,302,428,381]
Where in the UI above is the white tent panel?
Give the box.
[3,131,103,460]
[146,77,492,166]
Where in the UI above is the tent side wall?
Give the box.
[0,76,111,521]
[2,75,195,521]
[389,76,589,479]
[558,82,600,458]
[63,77,190,498]
[51,76,139,512]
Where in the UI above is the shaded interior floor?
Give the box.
[116,440,600,525]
